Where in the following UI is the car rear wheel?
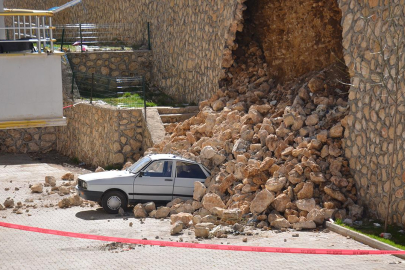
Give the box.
[102,190,127,214]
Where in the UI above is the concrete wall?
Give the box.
[67,51,152,80]
[0,54,65,128]
[340,0,405,226]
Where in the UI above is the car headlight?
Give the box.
[79,180,88,189]
[83,181,88,189]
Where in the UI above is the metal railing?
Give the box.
[72,71,148,114]
[55,22,151,52]
[0,9,55,53]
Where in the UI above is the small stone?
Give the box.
[243,237,247,242]
[129,222,133,227]
[30,183,43,193]
[61,173,75,181]
[95,166,105,172]
[3,199,14,208]
[170,221,184,235]
[45,176,57,187]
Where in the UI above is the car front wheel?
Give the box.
[102,190,127,214]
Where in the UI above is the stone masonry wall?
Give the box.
[67,51,152,80]
[57,103,149,167]
[339,0,405,225]
[139,0,240,103]
[0,127,57,153]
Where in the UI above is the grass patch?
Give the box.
[335,219,405,250]
[100,93,156,108]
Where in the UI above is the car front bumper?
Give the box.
[76,185,103,203]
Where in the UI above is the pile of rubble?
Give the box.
[144,41,363,236]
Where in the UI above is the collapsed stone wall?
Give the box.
[0,127,57,153]
[57,103,149,167]
[224,0,344,84]
[67,51,152,80]
[339,0,405,225]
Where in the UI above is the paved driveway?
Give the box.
[0,154,404,269]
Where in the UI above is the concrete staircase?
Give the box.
[157,106,199,132]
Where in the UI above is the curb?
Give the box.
[325,221,405,260]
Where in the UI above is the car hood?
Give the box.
[78,170,134,182]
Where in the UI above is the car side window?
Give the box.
[143,160,172,177]
[176,162,206,179]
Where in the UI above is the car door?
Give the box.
[173,161,208,200]
[132,160,174,201]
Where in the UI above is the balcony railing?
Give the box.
[0,9,55,53]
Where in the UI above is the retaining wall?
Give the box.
[67,51,152,80]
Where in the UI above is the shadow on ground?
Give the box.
[75,207,135,220]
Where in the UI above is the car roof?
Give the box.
[146,154,199,164]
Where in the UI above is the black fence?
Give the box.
[55,23,151,52]
[72,71,148,113]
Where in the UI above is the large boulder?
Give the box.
[194,223,215,238]
[295,198,316,212]
[144,202,156,213]
[202,193,225,211]
[307,208,325,225]
[155,207,170,218]
[133,203,147,218]
[170,213,193,227]
[271,194,291,213]
[250,189,275,214]
[193,182,207,201]
[265,177,287,193]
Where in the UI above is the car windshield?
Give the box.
[127,156,151,173]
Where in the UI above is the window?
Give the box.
[143,160,172,177]
[176,162,206,179]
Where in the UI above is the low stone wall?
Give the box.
[67,51,152,80]
[0,127,57,153]
[340,0,405,226]
[57,103,150,167]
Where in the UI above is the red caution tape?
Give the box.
[63,105,73,109]
[1,221,405,255]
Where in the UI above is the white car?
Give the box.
[76,154,210,214]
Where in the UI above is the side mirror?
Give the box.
[139,171,144,177]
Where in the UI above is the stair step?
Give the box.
[160,113,197,123]
[157,106,199,115]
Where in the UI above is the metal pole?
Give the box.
[42,16,46,48]
[17,16,20,39]
[79,23,83,53]
[37,16,41,53]
[23,16,26,38]
[143,76,146,121]
[61,28,65,52]
[29,16,32,38]
[71,72,75,102]
[147,22,151,50]
[49,17,53,52]
[12,16,15,40]
[0,0,5,39]
[91,73,94,104]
